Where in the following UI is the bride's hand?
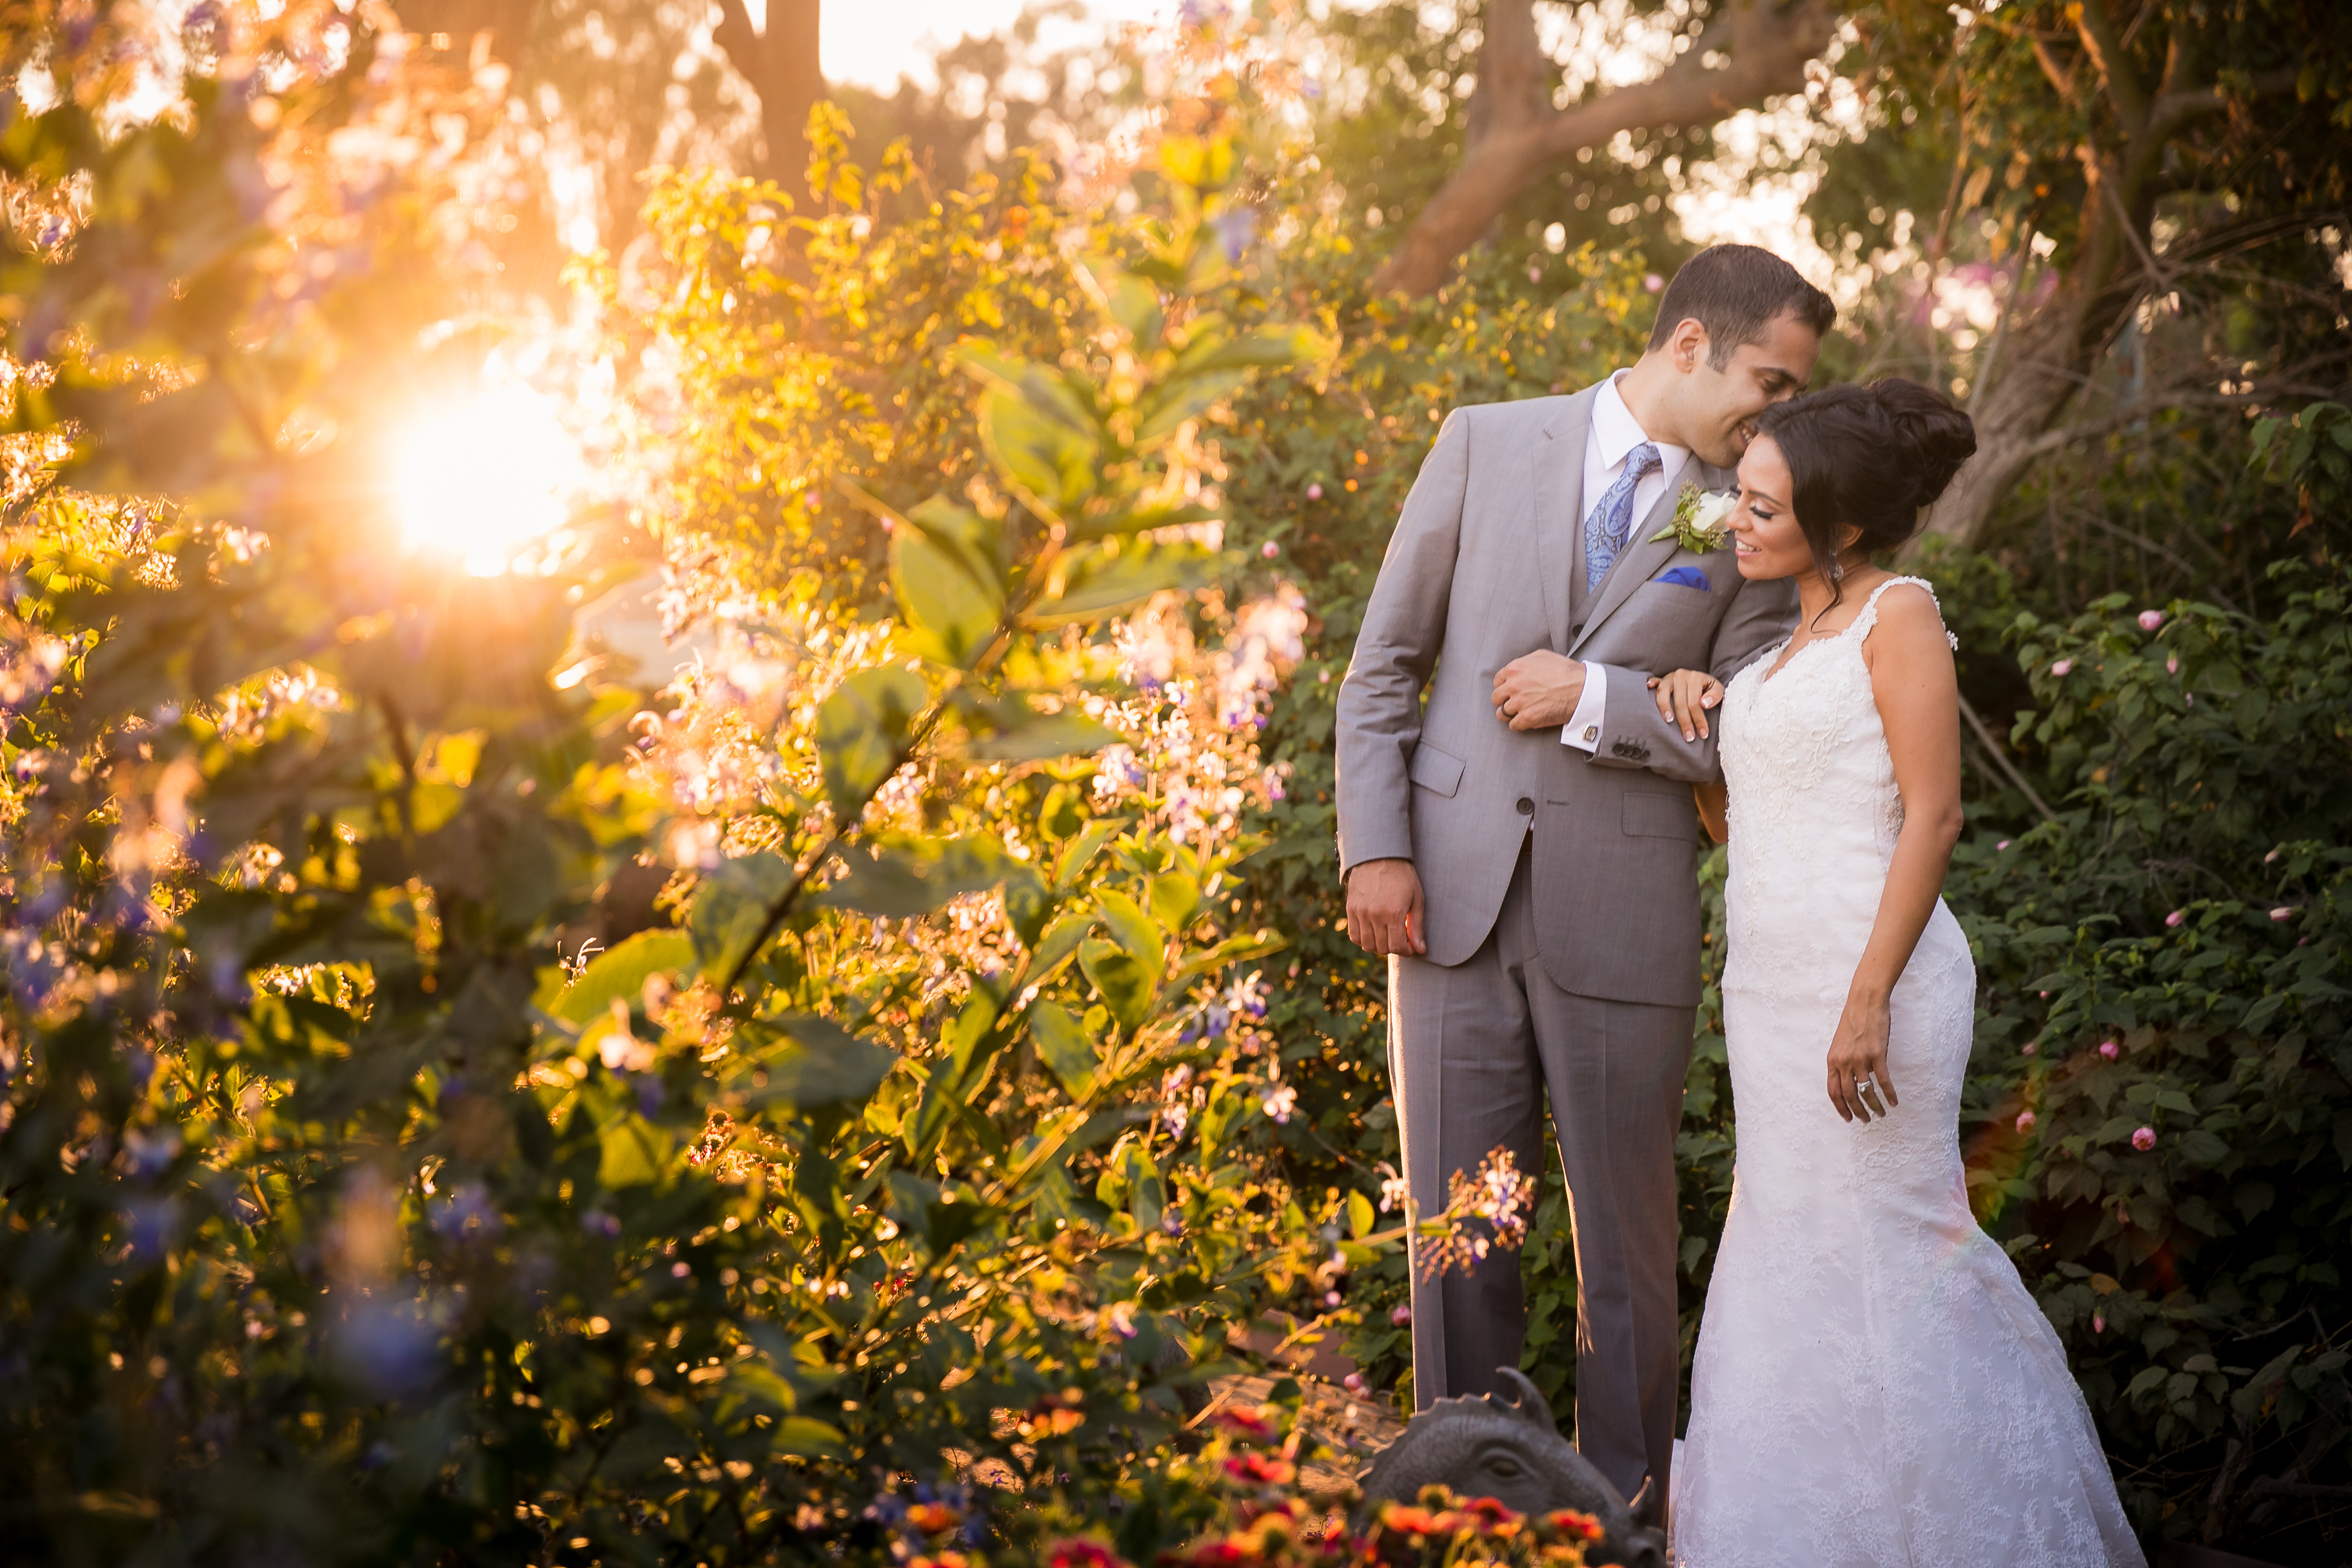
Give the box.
[1826,990,1898,1124]
[1646,670,1725,742]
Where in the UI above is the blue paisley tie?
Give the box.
[1584,440,1660,592]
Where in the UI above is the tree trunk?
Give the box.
[1374,0,1838,298]
[713,0,826,195]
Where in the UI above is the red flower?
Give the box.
[1224,1453,1299,1486]
[1540,1511,1603,1541]
[1216,1407,1279,1440]
[1459,1497,1523,1530]
[906,1503,962,1535]
[1050,1540,1131,1568]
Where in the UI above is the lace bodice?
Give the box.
[1717,575,1966,1004]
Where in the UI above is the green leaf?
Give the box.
[689,852,796,982]
[967,702,1122,762]
[597,1113,675,1188]
[815,665,928,819]
[1079,937,1155,1033]
[1036,540,1223,624]
[810,836,1011,917]
[554,930,695,1024]
[894,527,1001,668]
[1029,999,1101,1101]
[975,378,1097,520]
[736,1015,899,1112]
[1094,889,1165,984]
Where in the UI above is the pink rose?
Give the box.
[1643,273,1665,293]
[1344,1371,1366,1393]
[1996,840,2012,850]
[2131,1126,2156,1151]
[2166,656,2179,675]
[2099,1040,2120,1060]
[1307,483,1323,500]
[2093,1313,2106,1334]
[2138,609,2166,631]
[2015,1111,2036,1133]
[2021,1041,2038,1057]
[2050,658,2073,676]
[2166,910,2186,927]
[2271,907,2295,921]
[1391,1302,1412,1327]
[1261,541,1281,558]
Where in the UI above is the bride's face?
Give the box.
[1728,435,1813,581]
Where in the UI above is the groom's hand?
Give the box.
[1346,858,1426,956]
[1491,651,1585,731]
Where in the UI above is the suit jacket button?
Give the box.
[1515,797,1534,815]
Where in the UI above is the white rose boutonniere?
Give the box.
[1649,483,1737,553]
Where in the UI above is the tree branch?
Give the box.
[1374,0,1838,296]
[2074,0,2150,130]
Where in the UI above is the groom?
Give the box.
[1334,245,1832,1505]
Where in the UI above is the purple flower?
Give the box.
[1212,206,1259,263]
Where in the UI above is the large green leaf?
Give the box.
[1093,889,1165,984]
[967,702,1122,762]
[553,930,695,1024]
[1028,999,1100,1101]
[1034,540,1223,625]
[1079,936,1155,1033]
[688,852,796,982]
[814,665,927,818]
[809,835,1009,917]
[735,1015,899,1113]
[979,380,1098,520]
[894,527,1001,668]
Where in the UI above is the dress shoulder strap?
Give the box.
[1848,575,1959,651]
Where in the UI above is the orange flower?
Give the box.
[906,1503,962,1535]
[910,1555,971,1568]
[1459,1497,1522,1533]
[1376,1505,1440,1536]
[1224,1453,1299,1486]
[1539,1511,1602,1542]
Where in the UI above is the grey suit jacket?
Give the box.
[1334,386,1797,1007]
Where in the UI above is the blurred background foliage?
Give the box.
[0,0,2348,1563]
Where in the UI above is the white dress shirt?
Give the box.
[1561,371,1690,752]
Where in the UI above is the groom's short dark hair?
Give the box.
[1646,245,1836,368]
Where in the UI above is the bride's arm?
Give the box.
[1825,585,1966,1123]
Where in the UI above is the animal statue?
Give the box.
[1358,1368,1667,1568]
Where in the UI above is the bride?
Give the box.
[1646,380,2146,1567]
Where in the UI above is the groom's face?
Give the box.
[1677,310,1821,467]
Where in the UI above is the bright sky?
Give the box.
[820,1,1181,91]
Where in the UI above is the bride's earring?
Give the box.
[1829,558,1845,584]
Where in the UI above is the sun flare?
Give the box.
[390,387,582,575]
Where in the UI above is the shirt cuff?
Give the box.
[1558,661,1607,753]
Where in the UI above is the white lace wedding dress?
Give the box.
[1672,578,2144,1567]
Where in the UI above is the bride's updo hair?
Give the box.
[1752,379,1976,594]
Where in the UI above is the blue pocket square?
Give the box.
[1654,565,1713,592]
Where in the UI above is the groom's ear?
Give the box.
[1660,315,1710,375]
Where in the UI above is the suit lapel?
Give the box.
[1571,458,1701,655]
[1533,387,1599,654]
